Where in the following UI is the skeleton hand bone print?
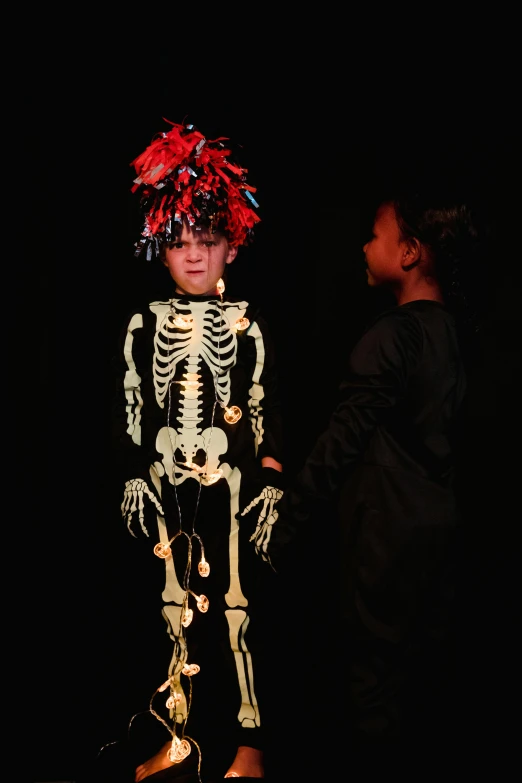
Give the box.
[121,478,165,537]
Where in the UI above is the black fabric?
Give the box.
[260,466,285,490]
[268,300,465,745]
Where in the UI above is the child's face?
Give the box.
[162,224,237,296]
[362,202,406,289]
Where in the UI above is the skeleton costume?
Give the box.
[110,121,283,769]
[113,290,282,754]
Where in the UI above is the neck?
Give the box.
[175,286,220,297]
[394,276,444,306]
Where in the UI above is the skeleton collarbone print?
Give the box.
[113,290,283,741]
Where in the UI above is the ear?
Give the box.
[401,237,422,271]
[226,245,238,265]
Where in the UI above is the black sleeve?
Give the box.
[268,308,423,567]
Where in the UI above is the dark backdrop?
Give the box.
[31,55,520,781]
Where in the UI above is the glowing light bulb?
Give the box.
[224,406,242,424]
[177,460,202,472]
[154,542,172,559]
[166,692,183,709]
[182,380,200,391]
[168,736,191,762]
[182,662,200,676]
[216,278,225,294]
[181,608,193,627]
[171,314,193,329]
[196,594,209,613]
[159,678,171,693]
[233,317,250,332]
[198,557,210,577]
[204,468,223,485]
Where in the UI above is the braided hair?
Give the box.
[385,186,493,379]
[391,189,489,338]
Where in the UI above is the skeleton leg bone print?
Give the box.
[155,463,258,732]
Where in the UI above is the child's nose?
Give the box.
[187,246,203,261]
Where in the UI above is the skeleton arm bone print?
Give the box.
[244,315,283,463]
[112,310,166,538]
[232,315,283,564]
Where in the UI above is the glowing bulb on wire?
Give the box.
[181,608,193,627]
[181,380,200,391]
[198,557,210,576]
[154,542,172,559]
[216,278,225,294]
[182,662,200,676]
[224,406,242,424]
[166,692,183,709]
[233,317,250,332]
[168,736,191,762]
[171,314,193,329]
[196,594,209,613]
[204,468,223,485]
[159,678,171,693]
[182,461,202,472]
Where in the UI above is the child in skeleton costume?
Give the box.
[113,121,283,782]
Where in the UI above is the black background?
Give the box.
[30,43,520,781]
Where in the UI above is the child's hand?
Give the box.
[241,485,283,562]
[121,478,164,537]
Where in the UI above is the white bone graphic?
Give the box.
[122,313,144,446]
[151,300,248,410]
[242,485,283,562]
[225,466,247,607]
[245,321,266,455]
[225,610,260,728]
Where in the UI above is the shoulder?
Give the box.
[359,305,424,348]
[224,296,273,330]
[350,305,424,376]
[118,299,170,333]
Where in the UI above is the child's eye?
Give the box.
[203,241,216,248]
[167,242,183,250]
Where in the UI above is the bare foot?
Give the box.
[134,740,174,782]
[224,745,264,778]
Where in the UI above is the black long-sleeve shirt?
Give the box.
[112,292,283,536]
[270,300,466,632]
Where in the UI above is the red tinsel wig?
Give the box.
[131,119,261,259]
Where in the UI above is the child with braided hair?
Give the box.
[243,184,487,769]
[108,120,284,782]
